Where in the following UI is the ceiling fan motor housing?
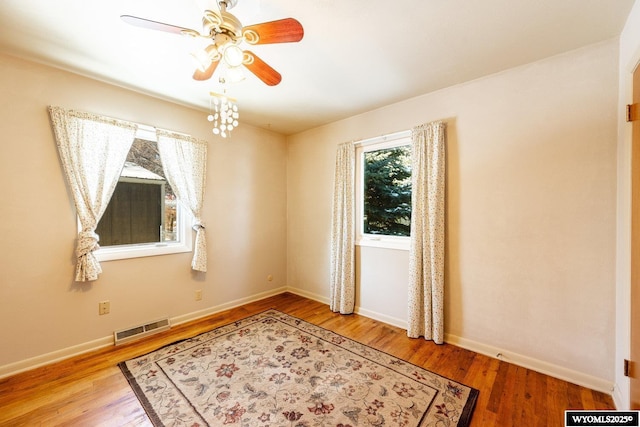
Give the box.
[203,9,243,40]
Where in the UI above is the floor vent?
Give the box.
[114,318,170,345]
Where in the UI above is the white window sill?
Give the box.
[95,240,192,262]
[356,237,410,251]
[86,200,193,262]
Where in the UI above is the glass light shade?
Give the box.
[225,65,245,83]
[223,44,244,67]
[191,45,217,72]
[190,49,212,72]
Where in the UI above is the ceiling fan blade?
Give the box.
[242,51,282,86]
[121,15,196,35]
[193,59,220,81]
[242,18,304,45]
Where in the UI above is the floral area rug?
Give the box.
[119,310,478,426]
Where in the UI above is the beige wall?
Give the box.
[0,54,287,369]
[0,32,624,393]
[287,40,619,387]
[616,0,640,409]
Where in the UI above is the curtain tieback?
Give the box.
[76,230,100,258]
[192,222,205,232]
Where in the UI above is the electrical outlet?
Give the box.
[195,290,202,301]
[98,300,110,315]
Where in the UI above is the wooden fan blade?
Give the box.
[193,59,220,81]
[243,18,304,45]
[121,15,196,35]
[243,51,282,86]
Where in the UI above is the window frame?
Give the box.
[90,124,194,262]
[355,130,412,251]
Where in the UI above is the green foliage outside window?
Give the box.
[363,145,412,236]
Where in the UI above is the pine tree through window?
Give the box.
[363,144,412,237]
[355,131,413,250]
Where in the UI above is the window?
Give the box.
[94,128,192,261]
[356,131,412,250]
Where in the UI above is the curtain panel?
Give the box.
[48,106,136,282]
[330,141,355,314]
[156,130,208,272]
[407,121,446,344]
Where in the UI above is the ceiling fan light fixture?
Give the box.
[191,44,218,72]
[225,65,246,83]
[122,2,304,86]
[222,44,244,67]
[191,51,211,72]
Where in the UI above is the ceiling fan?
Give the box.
[121,0,304,86]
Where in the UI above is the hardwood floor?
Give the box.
[0,292,614,426]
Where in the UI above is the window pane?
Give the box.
[363,145,412,236]
[96,138,178,246]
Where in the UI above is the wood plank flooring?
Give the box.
[0,292,614,426]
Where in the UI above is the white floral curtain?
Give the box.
[407,121,446,344]
[48,106,136,282]
[330,141,355,314]
[156,130,208,272]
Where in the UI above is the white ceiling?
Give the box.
[0,0,635,135]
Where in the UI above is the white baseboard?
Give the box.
[0,285,616,397]
[285,286,329,305]
[284,286,406,328]
[612,381,626,410]
[354,306,407,330]
[443,333,615,395]
[286,285,614,396]
[0,336,113,380]
[171,286,288,326]
[0,286,288,380]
